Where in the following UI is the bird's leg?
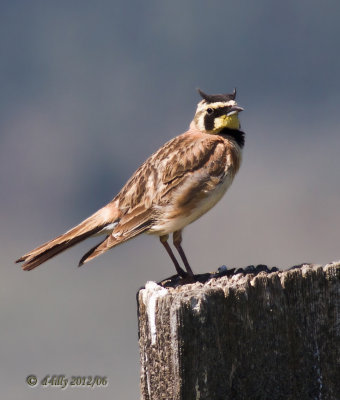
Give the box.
[160,235,187,278]
[173,230,194,277]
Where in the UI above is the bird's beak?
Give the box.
[227,106,244,116]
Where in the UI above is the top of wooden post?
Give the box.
[138,261,340,400]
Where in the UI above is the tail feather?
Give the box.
[78,208,154,266]
[19,229,100,271]
[78,228,145,267]
[16,203,119,271]
[78,235,115,266]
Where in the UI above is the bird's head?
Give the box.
[192,89,243,133]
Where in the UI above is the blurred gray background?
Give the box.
[1,0,340,399]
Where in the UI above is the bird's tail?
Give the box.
[16,203,119,271]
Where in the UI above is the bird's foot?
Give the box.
[158,272,196,287]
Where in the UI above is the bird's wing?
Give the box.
[162,134,226,183]
[116,132,226,207]
[158,133,231,205]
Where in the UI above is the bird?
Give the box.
[16,88,245,278]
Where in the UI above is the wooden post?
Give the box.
[137,262,340,400]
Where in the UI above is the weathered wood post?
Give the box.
[137,262,339,400]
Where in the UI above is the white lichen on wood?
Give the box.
[140,281,168,345]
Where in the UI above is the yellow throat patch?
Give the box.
[214,113,240,131]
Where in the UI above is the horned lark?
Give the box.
[16,89,244,278]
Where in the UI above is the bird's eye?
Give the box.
[207,108,213,115]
